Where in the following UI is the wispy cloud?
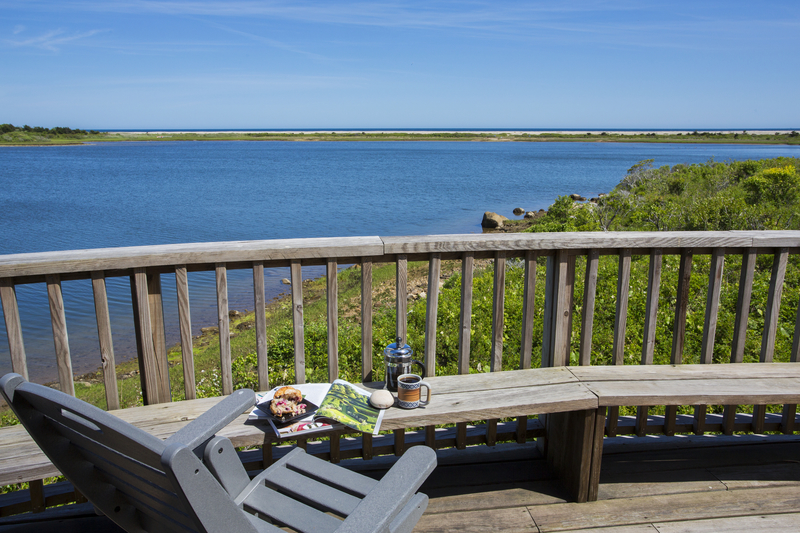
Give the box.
[6,28,107,51]
[12,25,26,34]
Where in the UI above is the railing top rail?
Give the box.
[0,236,384,278]
[1,230,800,279]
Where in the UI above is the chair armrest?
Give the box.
[165,389,255,452]
[337,446,437,533]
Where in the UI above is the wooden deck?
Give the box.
[1,434,798,532]
[413,434,800,532]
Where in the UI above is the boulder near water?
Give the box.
[481,211,508,228]
[512,207,525,215]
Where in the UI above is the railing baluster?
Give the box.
[423,253,441,449]
[554,250,573,368]
[0,278,29,380]
[753,248,789,433]
[723,249,756,434]
[517,250,538,443]
[579,250,599,367]
[327,259,339,383]
[290,260,305,384]
[636,249,662,437]
[215,264,233,395]
[520,250,538,370]
[396,255,408,343]
[147,273,171,402]
[91,271,119,410]
[252,262,269,391]
[665,249,692,436]
[176,266,197,399]
[491,251,507,372]
[46,274,74,397]
[424,253,441,378]
[361,259,373,383]
[456,251,474,449]
[782,294,800,434]
[607,248,631,437]
[694,248,725,435]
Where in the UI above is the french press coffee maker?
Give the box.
[383,336,425,392]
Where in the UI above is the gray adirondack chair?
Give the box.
[0,373,436,533]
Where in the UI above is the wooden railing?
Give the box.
[2,232,800,418]
[1,231,799,513]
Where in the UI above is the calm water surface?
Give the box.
[2,141,799,381]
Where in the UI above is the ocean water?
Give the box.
[2,140,799,381]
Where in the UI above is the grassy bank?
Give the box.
[3,128,800,145]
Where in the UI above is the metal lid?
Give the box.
[384,336,414,363]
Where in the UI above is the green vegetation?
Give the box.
[2,124,799,145]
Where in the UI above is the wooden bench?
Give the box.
[1,362,797,514]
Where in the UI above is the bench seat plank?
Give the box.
[568,362,800,381]
[583,377,800,407]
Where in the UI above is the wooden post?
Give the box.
[456,251,474,449]
[290,260,305,384]
[665,249,692,436]
[578,250,599,367]
[754,248,788,433]
[608,248,631,437]
[723,249,756,434]
[694,248,724,435]
[396,255,408,343]
[490,252,506,372]
[361,259,374,383]
[0,279,28,380]
[637,249,662,437]
[176,266,197,399]
[252,262,269,391]
[424,253,441,377]
[132,269,160,405]
[327,259,339,383]
[46,274,74,397]
[91,271,119,410]
[147,272,171,402]
[216,264,233,396]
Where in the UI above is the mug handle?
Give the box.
[418,381,432,406]
[412,360,426,379]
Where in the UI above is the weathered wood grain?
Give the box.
[360,259,373,383]
[583,377,800,406]
[0,236,385,279]
[90,271,119,410]
[215,263,233,395]
[0,279,27,379]
[290,259,305,384]
[396,254,407,343]
[380,231,798,255]
[760,248,788,363]
[531,485,800,532]
[458,252,474,376]
[578,249,599,366]
[553,250,573,368]
[730,249,756,363]
[490,252,506,372]
[46,274,74,397]
[146,272,171,402]
[567,363,800,381]
[424,253,442,377]
[175,266,197,399]
[700,248,725,364]
[612,249,632,367]
[326,258,339,383]
[251,262,268,392]
[520,250,538,370]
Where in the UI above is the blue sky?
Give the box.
[2,1,799,129]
